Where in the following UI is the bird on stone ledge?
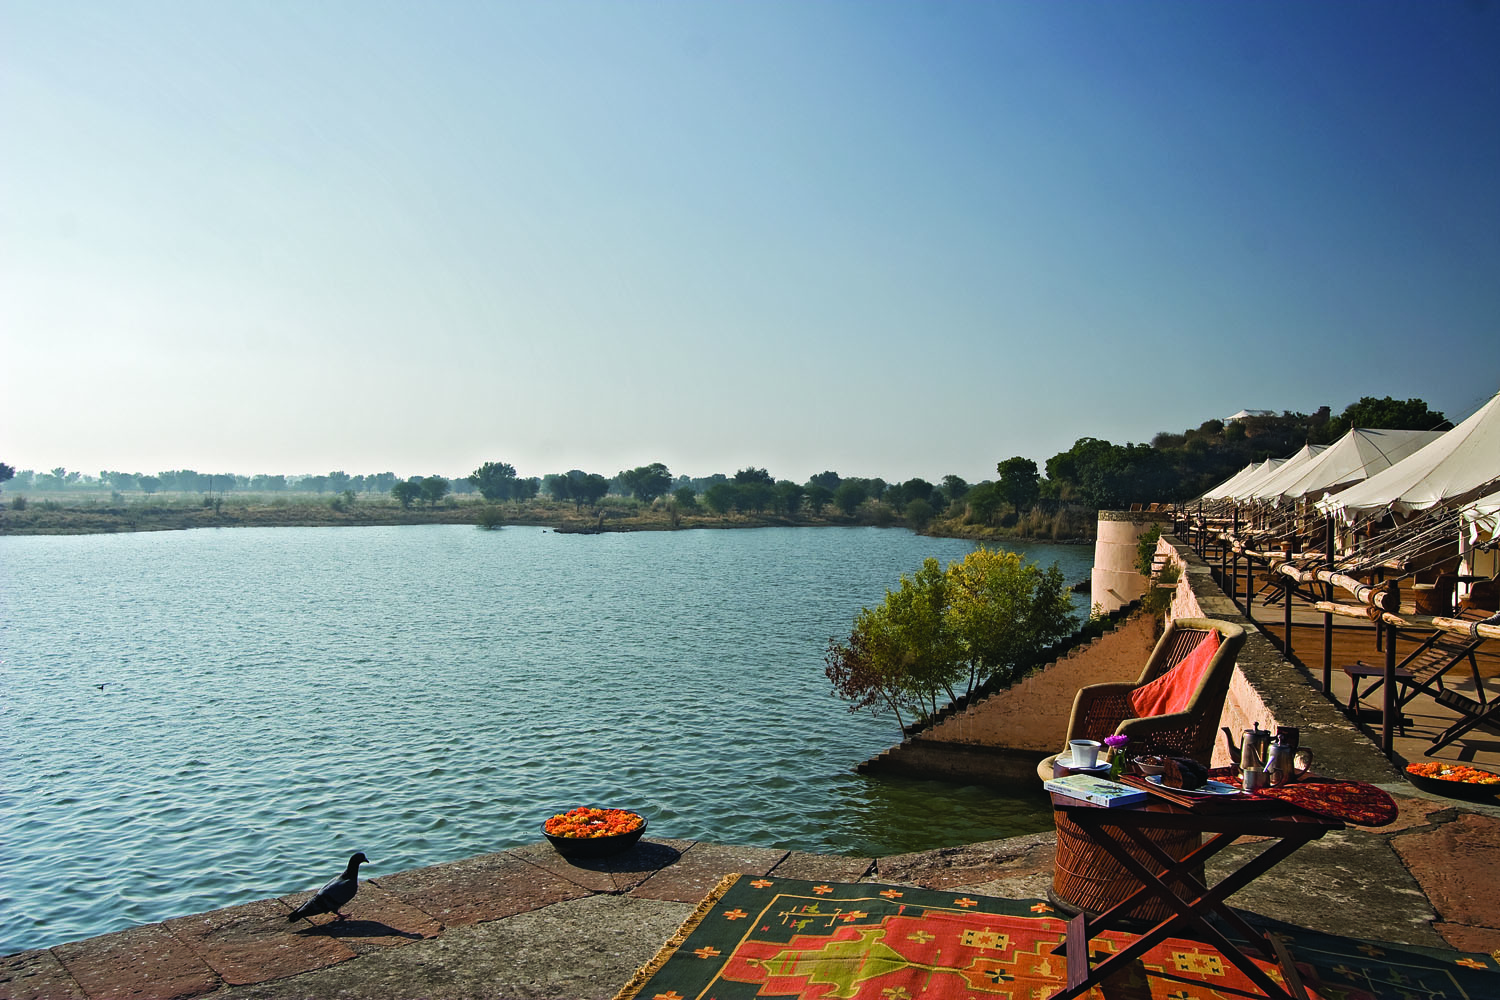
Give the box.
[287,852,369,923]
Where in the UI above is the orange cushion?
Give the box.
[1128,629,1222,718]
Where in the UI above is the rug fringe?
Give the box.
[610,872,741,1000]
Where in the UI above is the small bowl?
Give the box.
[1133,761,1168,777]
[542,813,648,858]
[1405,765,1500,803]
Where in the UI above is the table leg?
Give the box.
[1050,821,1321,1000]
[1062,828,1241,943]
[1118,824,1316,957]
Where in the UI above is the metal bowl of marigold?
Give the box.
[542,807,648,858]
[1405,761,1500,802]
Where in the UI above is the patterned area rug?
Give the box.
[613,874,1498,1000]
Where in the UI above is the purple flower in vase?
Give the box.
[1104,735,1130,778]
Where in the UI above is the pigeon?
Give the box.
[287,852,369,922]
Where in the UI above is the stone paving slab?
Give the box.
[282,883,443,955]
[0,947,87,1000]
[202,895,695,1000]
[163,898,356,988]
[49,922,219,1000]
[1392,810,1500,938]
[370,850,592,928]
[628,841,788,903]
[874,834,1055,890]
[767,850,875,883]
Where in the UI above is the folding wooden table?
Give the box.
[1048,789,1342,1000]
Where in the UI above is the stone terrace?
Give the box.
[4,785,1500,1000]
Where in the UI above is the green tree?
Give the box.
[420,476,451,506]
[618,462,672,503]
[805,483,833,515]
[963,482,1000,524]
[673,485,698,510]
[702,481,738,514]
[897,478,934,507]
[469,461,519,501]
[775,480,806,516]
[1329,396,1448,437]
[733,467,774,486]
[568,471,609,511]
[944,548,1073,690]
[940,475,969,504]
[833,481,867,517]
[824,557,956,729]
[905,497,935,530]
[0,462,14,491]
[824,549,1073,730]
[392,480,422,508]
[808,470,841,492]
[545,474,572,504]
[995,456,1040,515]
[737,479,775,513]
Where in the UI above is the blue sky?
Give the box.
[3,1,1497,485]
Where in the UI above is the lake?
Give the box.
[0,524,1092,954]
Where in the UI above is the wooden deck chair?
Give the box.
[1429,615,1500,751]
[1342,631,1484,733]
[1061,618,1247,764]
[1343,582,1499,733]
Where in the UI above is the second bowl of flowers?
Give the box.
[542,807,648,858]
[1405,762,1500,802]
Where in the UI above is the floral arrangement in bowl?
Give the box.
[542,807,647,858]
[1405,762,1500,801]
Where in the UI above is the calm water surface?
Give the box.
[0,524,1092,953]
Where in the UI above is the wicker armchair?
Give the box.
[1063,617,1247,764]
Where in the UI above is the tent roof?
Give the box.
[1200,458,1284,500]
[1251,428,1445,505]
[1199,462,1260,501]
[1463,490,1500,543]
[1241,444,1329,501]
[1318,391,1500,522]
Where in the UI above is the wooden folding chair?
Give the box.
[1342,631,1485,733]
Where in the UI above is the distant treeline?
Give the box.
[0,395,1448,526]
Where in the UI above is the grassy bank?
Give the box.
[0,492,1096,542]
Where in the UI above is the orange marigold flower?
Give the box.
[544,807,644,838]
[1406,762,1500,785]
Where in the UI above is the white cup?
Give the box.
[1068,740,1102,768]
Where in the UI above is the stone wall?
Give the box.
[912,614,1158,753]
[857,613,1158,785]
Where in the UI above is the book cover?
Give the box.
[1044,772,1150,807]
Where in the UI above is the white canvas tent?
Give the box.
[1199,458,1285,501]
[1318,391,1500,523]
[1241,444,1328,502]
[1464,490,1500,544]
[1251,428,1445,506]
